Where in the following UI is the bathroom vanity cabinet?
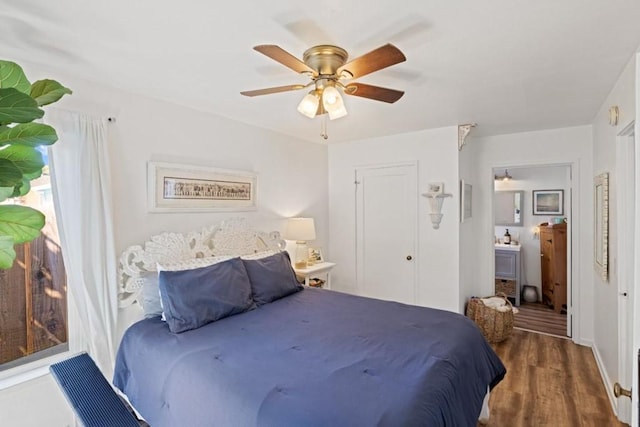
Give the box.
[495,244,521,306]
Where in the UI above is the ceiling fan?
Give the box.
[240,43,406,121]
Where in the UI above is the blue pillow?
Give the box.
[158,257,255,333]
[242,251,303,306]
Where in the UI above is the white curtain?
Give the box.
[47,109,118,377]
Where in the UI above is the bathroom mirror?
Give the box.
[494,191,524,226]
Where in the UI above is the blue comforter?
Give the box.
[114,289,505,426]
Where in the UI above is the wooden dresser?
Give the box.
[540,223,567,313]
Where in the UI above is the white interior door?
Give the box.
[616,121,635,424]
[567,167,573,338]
[355,163,417,304]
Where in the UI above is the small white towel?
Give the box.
[480,297,514,312]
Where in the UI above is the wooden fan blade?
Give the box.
[253,45,317,76]
[240,84,306,97]
[337,44,406,79]
[343,83,404,103]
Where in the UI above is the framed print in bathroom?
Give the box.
[148,161,257,212]
[532,190,563,215]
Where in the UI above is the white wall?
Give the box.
[0,63,329,426]
[0,375,74,427]
[591,52,637,415]
[633,52,640,427]
[494,165,570,302]
[459,136,477,311]
[470,126,594,345]
[328,126,462,313]
[99,91,328,256]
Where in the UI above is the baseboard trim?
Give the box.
[591,344,618,418]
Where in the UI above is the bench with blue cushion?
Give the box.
[49,352,143,427]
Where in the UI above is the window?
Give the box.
[0,151,68,371]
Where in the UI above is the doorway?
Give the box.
[492,164,572,338]
[355,162,418,304]
[616,120,635,424]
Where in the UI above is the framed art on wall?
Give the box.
[460,180,472,222]
[594,172,608,281]
[532,189,563,215]
[308,247,323,264]
[148,161,257,212]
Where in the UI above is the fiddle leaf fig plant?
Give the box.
[0,60,71,268]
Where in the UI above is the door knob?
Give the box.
[406,255,413,261]
[614,382,632,399]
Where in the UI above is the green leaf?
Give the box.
[23,169,42,180]
[0,205,45,243]
[0,235,16,269]
[30,79,72,106]
[0,186,14,202]
[0,88,44,124]
[0,123,58,147]
[0,61,31,94]
[0,158,24,187]
[12,178,31,197]
[0,145,44,175]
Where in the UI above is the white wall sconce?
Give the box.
[422,191,452,229]
[608,106,619,126]
[532,225,540,240]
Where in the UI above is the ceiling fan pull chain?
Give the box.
[320,115,328,140]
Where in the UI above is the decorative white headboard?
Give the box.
[118,218,285,308]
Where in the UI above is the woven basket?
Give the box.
[466,293,514,343]
[494,279,516,296]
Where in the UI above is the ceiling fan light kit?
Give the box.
[297,91,320,118]
[242,43,406,137]
[322,85,347,120]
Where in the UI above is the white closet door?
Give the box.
[355,162,418,304]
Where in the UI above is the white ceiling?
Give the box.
[2,0,640,143]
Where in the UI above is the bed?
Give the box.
[114,218,506,426]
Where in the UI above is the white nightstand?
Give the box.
[293,262,336,289]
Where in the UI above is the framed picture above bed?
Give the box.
[148,162,257,212]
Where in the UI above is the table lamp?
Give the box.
[284,217,316,269]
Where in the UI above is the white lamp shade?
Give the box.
[284,217,316,241]
[297,92,320,118]
[322,86,341,106]
[327,103,347,120]
[322,86,348,120]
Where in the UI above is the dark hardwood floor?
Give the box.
[481,329,627,427]
[514,301,567,337]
